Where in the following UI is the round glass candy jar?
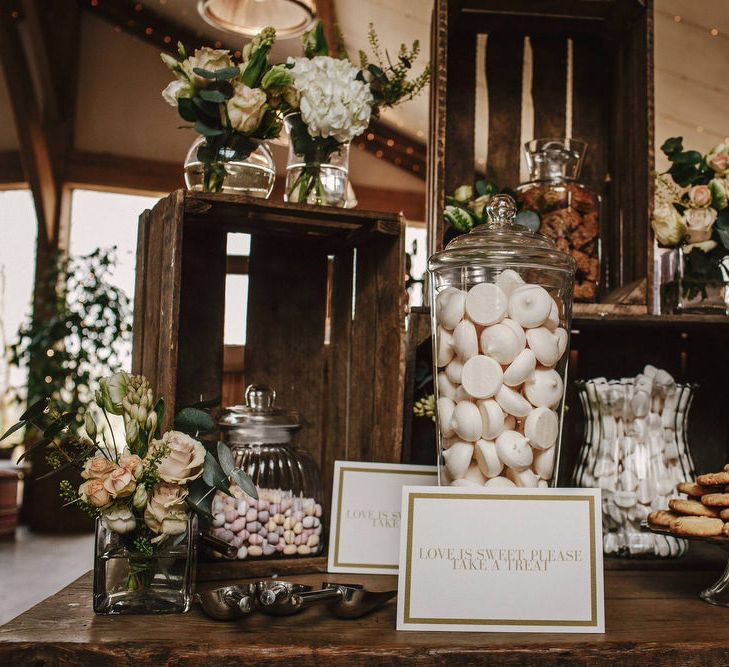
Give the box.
[210,385,324,560]
[428,194,576,490]
[515,138,600,302]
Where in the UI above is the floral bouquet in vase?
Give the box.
[652,137,729,314]
[276,22,429,207]
[161,28,283,195]
[5,372,256,615]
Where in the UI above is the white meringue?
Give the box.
[452,319,479,361]
[477,399,505,440]
[524,368,564,408]
[480,322,524,365]
[442,441,474,479]
[495,384,533,418]
[452,400,483,441]
[500,317,527,349]
[483,475,516,488]
[437,372,457,400]
[463,462,487,485]
[524,406,559,450]
[533,445,556,480]
[436,325,455,367]
[554,327,568,358]
[435,288,465,330]
[461,355,503,399]
[474,439,503,478]
[506,466,540,488]
[495,269,525,297]
[508,284,552,328]
[436,397,456,437]
[526,327,562,367]
[544,298,560,331]
[503,348,537,387]
[445,358,464,385]
[465,282,508,326]
[495,430,533,471]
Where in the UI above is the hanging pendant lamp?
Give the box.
[198,0,317,39]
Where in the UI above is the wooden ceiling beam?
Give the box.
[83,0,426,179]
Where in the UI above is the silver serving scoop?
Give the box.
[197,584,257,620]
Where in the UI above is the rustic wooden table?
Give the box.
[3,554,729,666]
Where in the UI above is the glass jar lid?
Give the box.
[428,194,576,274]
[524,138,587,181]
[219,384,300,434]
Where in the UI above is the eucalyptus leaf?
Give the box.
[202,449,232,496]
[194,121,226,137]
[199,89,226,103]
[174,407,216,436]
[214,66,242,81]
[216,440,236,476]
[177,97,198,123]
[661,137,683,158]
[230,468,258,500]
[192,66,218,79]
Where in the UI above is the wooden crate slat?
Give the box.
[530,34,568,139]
[131,209,150,374]
[244,236,329,467]
[485,32,524,187]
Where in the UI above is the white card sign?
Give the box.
[327,461,438,574]
[397,487,604,633]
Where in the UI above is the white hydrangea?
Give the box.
[288,56,373,143]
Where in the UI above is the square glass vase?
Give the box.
[93,515,197,615]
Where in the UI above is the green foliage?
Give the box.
[303,22,329,58]
[660,136,713,187]
[358,23,430,114]
[9,247,132,424]
[174,407,217,437]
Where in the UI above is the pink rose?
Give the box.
[709,152,728,175]
[79,478,112,508]
[119,454,143,479]
[144,482,189,541]
[154,431,206,485]
[688,185,712,208]
[81,455,116,480]
[103,467,137,498]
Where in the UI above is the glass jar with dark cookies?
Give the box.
[516,139,601,302]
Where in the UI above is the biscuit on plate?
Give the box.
[677,481,722,497]
[701,493,729,507]
[669,516,724,537]
[719,508,729,521]
[648,510,677,528]
[697,471,729,486]
[668,498,719,518]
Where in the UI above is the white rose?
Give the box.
[162,79,193,107]
[226,84,267,134]
[101,506,136,534]
[144,482,189,542]
[651,202,686,246]
[182,47,235,88]
[684,207,717,244]
[132,484,148,510]
[288,56,373,143]
[152,431,206,484]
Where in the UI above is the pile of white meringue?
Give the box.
[434,269,569,488]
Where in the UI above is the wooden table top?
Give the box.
[3,560,729,666]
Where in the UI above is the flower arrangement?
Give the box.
[4,372,255,591]
[161,28,282,192]
[443,180,504,233]
[279,22,430,205]
[652,137,729,304]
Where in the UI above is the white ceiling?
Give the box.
[1,0,727,187]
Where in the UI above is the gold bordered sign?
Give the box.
[396,487,604,633]
[327,461,438,574]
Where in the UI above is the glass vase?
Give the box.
[659,246,729,315]
[283,112,350,207]
[184,135,275,197]
[93,515,197,615]
[573,378,697,558]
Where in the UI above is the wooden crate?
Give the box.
[132,190,406,502]
[427,0,654,304]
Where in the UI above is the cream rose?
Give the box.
[79,478,112,508]
[119,454,143,479]
[226,84,267,134]
[688,185,712,208]
[684,207,718,244]
[144,482,189,541]
[154,431,206,485]
[707,143,729,176]
[162,79,193,107]
[101,506,136,534]
[651,202,686,246]
[182,47,235,88]
[103,466,137,498]
[81,455,116,480]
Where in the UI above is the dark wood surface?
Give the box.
[5,553,729,665]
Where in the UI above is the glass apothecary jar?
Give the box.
[573,371,697,558]
[428,194,576,490]
[515,138,600,301]
[207,384,324,560]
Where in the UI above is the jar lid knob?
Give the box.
[245,384,276,411]
[486,194,517,228]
